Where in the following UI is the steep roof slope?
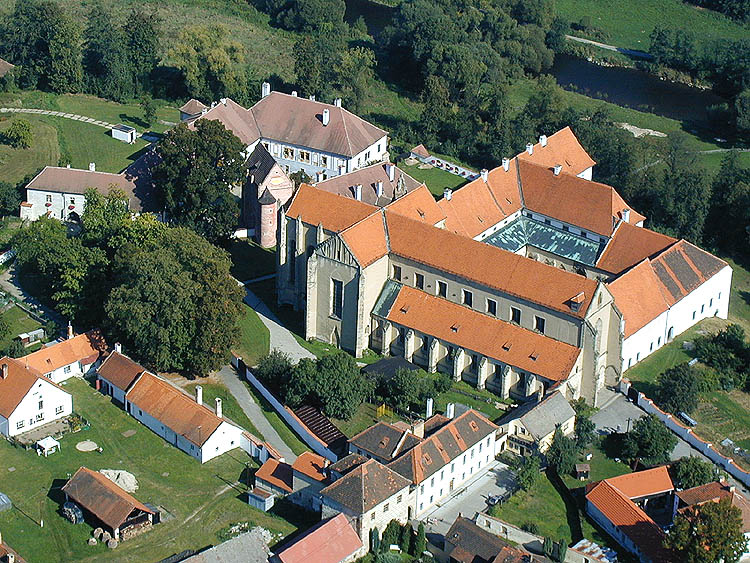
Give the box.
[0,357,62,418]
[25,167,144,210]
[275,514,363,563]
[320,458,411,513]
[608,260,671,338]
[96,351,147,393]
[23,330,107,374]
[516,126,596,176]
[386,184,446,226]
[650,240,728,306]
[285,183,377,232]
[188,97,260,145]
[597,222,677,276]
[315,162,422,206]
[339,211,389,268]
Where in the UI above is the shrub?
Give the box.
[522,521,540,534]
[4,118,32,149]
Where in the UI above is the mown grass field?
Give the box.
[234,304,270,369]
[0,304,42,350]
[0,114,60,184]
[398,161,469,197]
[0,378,305,563]
[556,0,748,52]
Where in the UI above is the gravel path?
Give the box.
[0,107,139,136]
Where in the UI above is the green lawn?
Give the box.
[435,381,509,423]
[332,402,401,438]
[234,305,270,368]
[242,381,309,456]
[0,304,42,351]
[726,256,750,334]
[0,217,22,249]
[397,161,469,197]
[562,443,631,489]
[184,381,262,438]
[694,390,750,460]
[228,240,277,282]
[0,114,60,184]
[556,0,748,52]
[0,378,303,563]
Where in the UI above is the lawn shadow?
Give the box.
[118,113,149,129]
[600,432,627,460]
[740,290,750,308]
[47,477,68,511]
[546,469,584,543]
[266,499,319,549]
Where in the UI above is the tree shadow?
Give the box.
[546,469,584,543]
[117,113,149,129]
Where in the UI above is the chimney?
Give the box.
[539,135,548,147]
[526,143,533,155]
[89,162,96,172]
[387,164,395,182]
[481,168,488,182]
[215,397,223,418]
[221,98,227,106]
[334,98,342,107]
[622,208,631,223]
[261,81,271,98]
[309,95,315,102]
[374,181,383,198]
[553,164,562,176]
[195,385,203,406]
[1,363,7,379]
[291,91,298,97]
[730,484,736,493]
[502,158,510,172]
[66,164,71,169]
[315,171,324,183]
[444,188,452,201]
[446,402,455,419]
[67,321,74,340]
[322,108,330,126]
[354,184,362,201]
[412,420,425,439]
[114,342,122,354]
[426,397,434,418]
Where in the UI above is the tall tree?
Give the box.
[622,414,677,466]
[153,120,245,244]
[334,46,376,114]
[665,498,746,562]
[293,24,345,99]
[105,227,244,376]
[704,151,750,256]
[655,363,700,415]
[83,1,131,101]
[169,24,247,102]
[125,6,161,95]
[546,427,578,475]
[670,456,719,489]
[79,188,131,248]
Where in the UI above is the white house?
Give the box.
[0,357,73,437]
[609,240,732,371]
[22,328,107,384]
[124,372,244,463]
[186,84,389,180]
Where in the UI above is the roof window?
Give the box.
[379,436,390,448]
[469,421,479,431]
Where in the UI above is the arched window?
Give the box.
[595,318,603,352]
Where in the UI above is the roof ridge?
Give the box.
[338,106,354,158]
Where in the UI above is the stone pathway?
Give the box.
[244,287,315,365]
[217,364,297,462]
[0,107,138,136]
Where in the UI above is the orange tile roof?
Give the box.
[125,372,223,447]
[320,458,411,513]
[276,513,363,563]
[518,160,644,237]
[586,480,670,563]
[381,284,581,382]
[438,179,511,238]
[286,183,378,232]
[649,240,728,307]
[386,184,446,226]
[340,211,389,268]
[608,260,671,338]
[96,351,146,392]
[605,466,673,499]
[23,330,107,375]
[597,222,677,275]
[0,357,60,418]
[62,467,154,530]
[516,126,596,176]
[385,211,597,319]
[291,451,328,482]
[677,481,750,533]
[255,458,293,493]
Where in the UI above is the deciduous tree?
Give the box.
[656,363,701,414]
[670,456,719,489]
[4,119,32,149]
[622,414,677,466]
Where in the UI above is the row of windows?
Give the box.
[16,407,61,430]
[371,493,404,519]
[45,195,77,205]
[266,142,332,169]
[392,265,547,334]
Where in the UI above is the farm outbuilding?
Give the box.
[111,124,136,143]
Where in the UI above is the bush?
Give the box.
[3,118,32,149]
[255,349,293,389]
[522,521,540,534]
[655,363,700,414]
[515,454,542,491]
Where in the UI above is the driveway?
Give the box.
[421,462,515,536]
[218,364,297,462]
[592,394,750,495]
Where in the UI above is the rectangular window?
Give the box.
[377,143,382,153]
[38,400,43,410]
[487,299,497,316]
[35,413,44,422]
[55,405,63,415]
[289,240,296,283]
[415,273,424,290]
[331,279,344,319]
[470,354,479,374]
[511,307,521,324]
[365,151,371,161]
[397,495,402,503]
[70,197,75,205]
[437,280,447,298]
[383,503,389,513]
[46,194,52,203]
[701,304,705,314]
[371,512,375,520]
[429,495,433,503]
[283,147,294,160]
[451,463,455,473]
[392,265,402,280]
[462,290,473,307]
[430,477,435,487]
[692,311,696,320]
[320,155,328,168]
[272,144,280,156]
[650,342,654,352]
[63,365,71,374]
[312,153,319,165]
[534,316,546,334]
[299,150,311,164]
[420,485,424,494]
[16,420,24,430]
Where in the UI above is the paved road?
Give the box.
[218,364,297,462]
[244,287,315,365]
[565,35,653,60]
[422,462,515,536]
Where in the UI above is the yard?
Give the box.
[397,161,469,197]
[242,381,309,456]
[0,303,43,351]
[234,304,270,368]
[228,240,277,283]
[435,381,510,423]
[0,378,306,563]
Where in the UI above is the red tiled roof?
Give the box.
[340,211,389,268]
[516,126,595,176]
[586,480,670,563]
[597,222,677,276]
[23,330,107,375]
[286,183,377,233]
[62,467,154,530]
[96,351,146,393]
[386,184,446,226]
[125,372,223,447]
[605,466,673,499]
[385,211,597,319]
[381,284,581,382]
[677,481,750,532]
[276,513,363,563]
[255,458,293,493]
[608,260,671,338]
[320,458,411,513]
[0,356,64,418]
[291,451,328,482]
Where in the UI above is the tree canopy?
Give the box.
[622,414,677,466]
[655,363,701,415]
[546,427,578,475]
[670,456,719,489]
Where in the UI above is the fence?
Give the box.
[239,359,338,462]
[619,379,750,488]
